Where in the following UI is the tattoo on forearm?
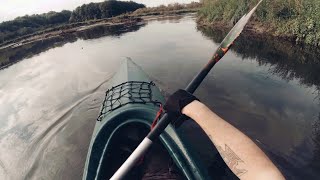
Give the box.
[217,144,248,176]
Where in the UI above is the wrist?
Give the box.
[181,100,205,117]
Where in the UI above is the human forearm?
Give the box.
[182,101,285,180]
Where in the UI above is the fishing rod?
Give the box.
[111,1,263,179]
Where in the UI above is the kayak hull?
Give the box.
[83,58,209,179]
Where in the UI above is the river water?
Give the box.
[0,14,319,179]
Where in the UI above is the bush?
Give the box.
[69,1,145,22]
[132,2,201,15]
[198,0,320,46]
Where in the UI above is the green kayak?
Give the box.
[83,59,210,179]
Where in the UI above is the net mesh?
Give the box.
[97,81,161,121]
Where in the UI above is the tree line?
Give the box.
[0,10,71,43]
[0,1,145,44]
[69,1,145,22]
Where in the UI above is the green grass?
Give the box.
[198,0,320,46]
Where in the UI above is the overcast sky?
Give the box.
[0,0,199,22]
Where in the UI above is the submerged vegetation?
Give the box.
[198,0,320,46]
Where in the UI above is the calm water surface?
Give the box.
[0,15,319,179]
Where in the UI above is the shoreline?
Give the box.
[197,19,320,66]
[0,9,198,50]
[3,7,314,51]
[2,10,319,72]
[0,12,197,70]
[0,18,142,50]
[196,18,302,47]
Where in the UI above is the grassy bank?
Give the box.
[198,0,320,46]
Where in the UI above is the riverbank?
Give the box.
[197,0,320,47]
[196,19,297,46]
[0,8,199,51]
[0,1,201,50]
[0,14,195,70]
[0,17,143,50]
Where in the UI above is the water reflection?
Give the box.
[198,26,320,93]
[0,23,145,70]
[197,25,320,179]
[311,114,320,175]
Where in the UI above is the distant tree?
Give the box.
[0,1,145,44]
[0,10,71,43]
[46,10,72,24]
[69,1,145,22]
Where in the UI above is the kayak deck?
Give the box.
[99,123,185,179]
[83,59,210,179]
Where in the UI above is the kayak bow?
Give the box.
[111,1,263,179]
[83,58,210,179]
